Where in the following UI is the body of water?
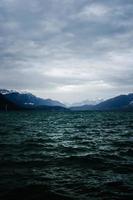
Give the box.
[0,111,133,200]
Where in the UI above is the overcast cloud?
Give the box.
[0,0,133,103]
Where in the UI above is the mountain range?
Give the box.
[70,94,133,111]
[68,99,103,107]
[0,89,66,111]
[0,89,133,111]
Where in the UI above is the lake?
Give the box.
[0,111,133,200]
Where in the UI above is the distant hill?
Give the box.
[70,93,133,111]
[70,104,94,111]
[0,89,66,111]
[70,99,103,107]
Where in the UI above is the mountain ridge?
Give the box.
[0,89,66,111]
[70,93,133,111]
[0,89,133,111]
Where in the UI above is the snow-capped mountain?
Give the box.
[0,89,65,109]
[70,93,133,111]
[69,98,104,107]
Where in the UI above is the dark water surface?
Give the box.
[0,111,133,200]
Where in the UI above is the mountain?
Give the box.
[123,101,133,111]
[0,89,66,111]
[95,93,133,110]
[70,93,133,111]
[70,99,103,107]
[1,89,133,111]
[0,93,23,111]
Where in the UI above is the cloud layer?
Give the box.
[0,0,133,102]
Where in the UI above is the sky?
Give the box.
[0,0,133,103]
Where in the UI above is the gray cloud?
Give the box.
[0,0,133,102]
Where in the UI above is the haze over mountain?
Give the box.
[69,99,104,107]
